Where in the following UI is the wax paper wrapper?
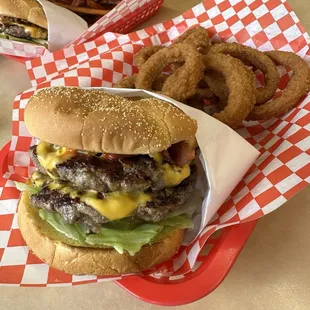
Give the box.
[0,0,310,286]
[0,0,163,59]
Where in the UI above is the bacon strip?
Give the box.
[163,141,196,167]
[98,141,196,166]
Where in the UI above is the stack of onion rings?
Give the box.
[114,26,310,128]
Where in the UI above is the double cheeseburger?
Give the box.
[0,0,48,46]
[17,86,198,275]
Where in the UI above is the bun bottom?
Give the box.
[18,192,185,275]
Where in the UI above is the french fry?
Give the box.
[51,1,111,15]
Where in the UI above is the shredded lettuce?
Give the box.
[38,209,193,255]
[15,182,41,195]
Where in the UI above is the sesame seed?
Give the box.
[30,86,195,151]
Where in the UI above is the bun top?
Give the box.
[25,87,198,154]
[0,0,47,29]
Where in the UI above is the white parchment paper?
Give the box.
[37,0,88,51]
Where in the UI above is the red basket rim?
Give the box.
[115,220,257,306]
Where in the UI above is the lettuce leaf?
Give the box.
[86,224,162,255]
[31,38,48,46]
[0,32,47,46]
[157,214,193,229]
[38,209,192,255]
[152,215,193,243]
[15,182,40,195]
[39,209,88,243]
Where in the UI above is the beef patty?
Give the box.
[0,16,47,39]
[0,23,31,39]
[29,145,179,193]
[30,166,197,233]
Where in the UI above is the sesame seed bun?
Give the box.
[25,87,198,154]
[18,191,185,275]
[0,0,47,29]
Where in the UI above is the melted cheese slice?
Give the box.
[34,144,190,220]
[162,163,190,186]
[36,142,76,178]
[31,171,50,187]
[82,191,151,220]
[151,152,191,186]
[48,182,151,220]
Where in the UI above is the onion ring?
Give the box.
[134,46,163,69]
[194,87,215,99]
[211,43,280,105]
[135,43,204,101]
[248,51,310,120]
[174,26,211,54]
[186,86,218,113]
[204,70,229,104]
[203,53,256,128]
[152,74,169,91]
[187,96,222,115]
[114,74,168,92]
[114,75,137,88]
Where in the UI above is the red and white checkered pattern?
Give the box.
[0,40,46,59]
[26,0,310,86]
[0,0,163,60]
[1,0,310,286]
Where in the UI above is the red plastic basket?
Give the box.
[0,141,257,306]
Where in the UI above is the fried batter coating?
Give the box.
[203,53,256,128]
[135,43,204,101]
[134,46,163,69]
[114,75,137,88]
[248,51,310,120]
[211,43,280,105]
[174,26,211,54]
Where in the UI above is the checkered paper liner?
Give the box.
[27,0,310,86]
[0,0,310,286]
[0,0,163,59]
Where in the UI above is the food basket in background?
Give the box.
[0,0,164,63]
[0,0,310,306]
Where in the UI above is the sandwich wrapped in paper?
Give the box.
[0,0,49,46]
[0,0,88,54]
[15,86,259,275]
[0,0,163,59]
